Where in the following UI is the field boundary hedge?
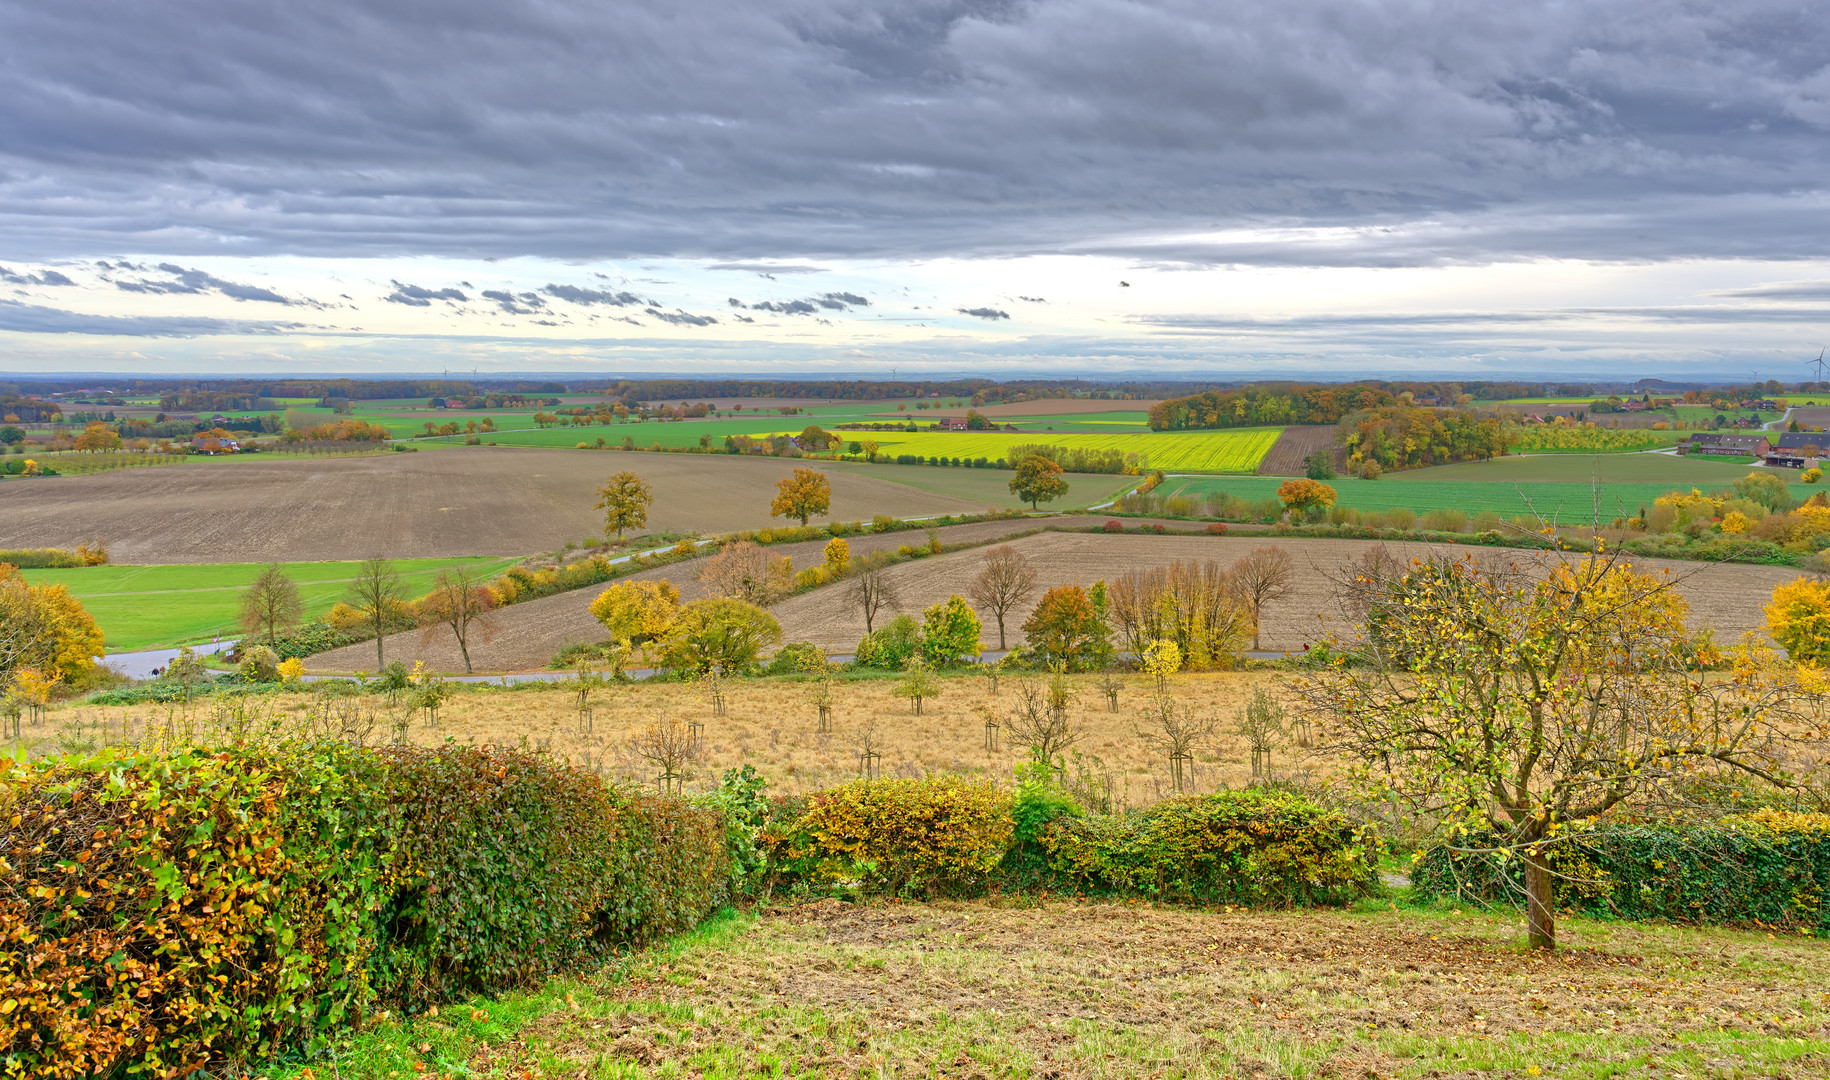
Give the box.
[1412,811,1830,934]
[0,744,726,1077]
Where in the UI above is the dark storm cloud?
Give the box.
[111,263,294,303]
[0,299,300,336]
[384,281,467,306]
[541,284,644,306]
[3,1,1829,266]
[958,307,1009,320]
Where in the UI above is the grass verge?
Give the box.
[260,900,1830,1079]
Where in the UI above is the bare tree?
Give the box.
[240,564,302,647]
[346,555,407,670]
[967,545,1038,650]
[845,551,902,633]
[1004,678,1083,764]
[1233,686,1286,779]
[1231,546,1294,652]
[1135,684,1220,792]
[629,715,703,793]
[697,540,794,605]
[418,566,498,673]
[1329,543,1405,624]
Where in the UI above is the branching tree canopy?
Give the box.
[1009,454,1067,510]
[845,551,902,633]
[596,470,655,540]
[0,563,104,686]
[967,544,1037,651]
[589,578,681,646]
[697,540,794,605]
[1297,549,1822,950]
[240,564,302,648]
[770,467,832,526]
[1231,546,1294,652]
[418,566,498,673]
[657,597,782,675]
[346,555,408,670]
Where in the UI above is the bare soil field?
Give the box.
[314,525,1799,674]
[770,532,1799,656]
[0,446,987,563]
[1254,424,1338,476]
[57,669,1302,802]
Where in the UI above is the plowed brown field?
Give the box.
[0,447,990,563]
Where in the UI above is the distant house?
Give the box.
[1688,433,1770,458]
[1765,432,1826,469]
[210,415,229,427]
[936,417,968,431]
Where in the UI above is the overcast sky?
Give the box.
[2,0,1828,380]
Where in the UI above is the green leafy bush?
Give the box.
[1413,811,1830,933]
[1037,788,1381,906]
[790,776,1013,896]
[0,743,727,1078]
[249,618,361,660]
[853,614,921,670]
[766,641,826,675]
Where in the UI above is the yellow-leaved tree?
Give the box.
[770,467,832,526]
[1300,550,1817,952]
[589,579,681,647]
[1766,576,1830,665]
[0,562,106,687]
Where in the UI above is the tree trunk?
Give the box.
[375,632,385,671]
[996,616,1007,651]
[1524,850,1556,951]
[456,627,473,673]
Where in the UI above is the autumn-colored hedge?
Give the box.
[0,744,725,1078]
[1034,789,1381,906]
[1413,811,1830,934]
[776,776,1013,896]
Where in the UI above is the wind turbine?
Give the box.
[1810,347,1827,385]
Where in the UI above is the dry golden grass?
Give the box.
[38,670,1308,803]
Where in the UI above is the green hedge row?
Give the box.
[751,774,1382,906]
[1412,811,1830,933]
[0,744,726,1078]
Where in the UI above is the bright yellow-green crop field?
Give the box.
[833,427,1282,473]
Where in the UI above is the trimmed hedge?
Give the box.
[756,780,1379,907]
[1034,789,1381,906]
[1412,811,1830,934]
[0,744,725,1078]
[778,776,1014,896]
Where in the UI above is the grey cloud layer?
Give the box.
[2,1,1827,265]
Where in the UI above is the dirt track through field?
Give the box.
[314,524,1802,672]
[0,447,988,563]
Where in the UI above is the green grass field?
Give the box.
[21,557,522,652]
[1162,453,1819,521]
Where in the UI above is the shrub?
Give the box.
[1806,468,1824,484]
[1206,522,1229,535]
[766,640,826,675]
[0,744,728,1077]
[854,614,921,670]
[250,619,360,660]
[0,545,107,569]
[237,644,281,681]
[1036,788,1381,906]
[1103,519,1125,532]
[1413,812,1830,933]
[792,776,1013,895]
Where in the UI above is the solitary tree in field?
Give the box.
[845,551,902,633]
[1003,677,1083,764]
[346,555,407,670]
[1297,550,1818,951]
[1009,454,1067,510]
[1135,684,1220,792]
[418,566,498,673]
[1276,478,1336,517]
[968,545,1038,650]
[240,564,302,648]
[1231,546,1294,652]
[771,467,832,526]
[1020,584,1105,671]
[596,470,654,541]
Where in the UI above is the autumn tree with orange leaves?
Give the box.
[771,467,832,526]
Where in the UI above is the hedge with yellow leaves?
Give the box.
[0,744,725,1078]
